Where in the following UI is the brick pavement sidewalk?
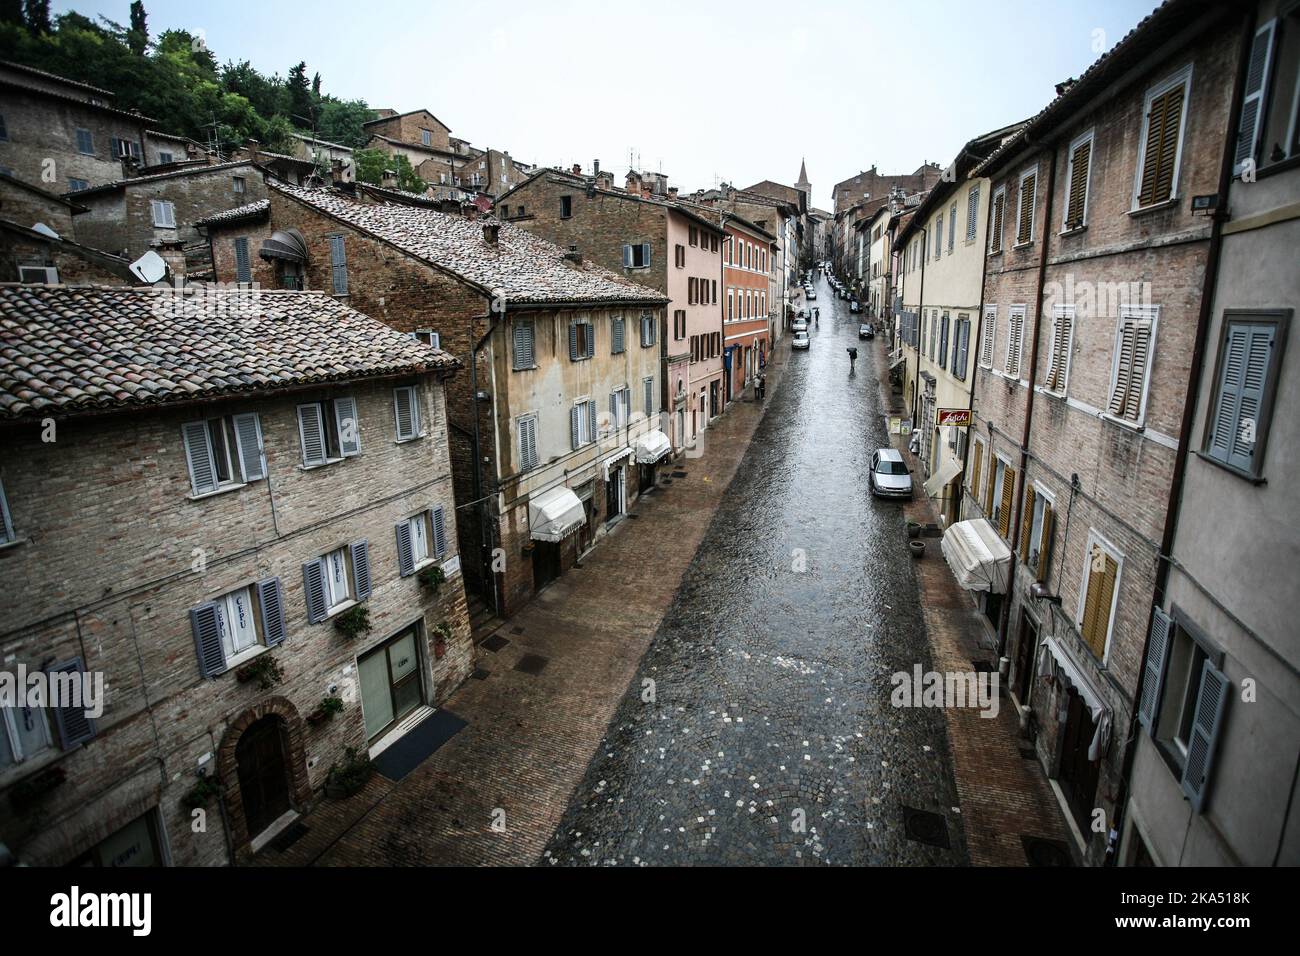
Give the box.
[869,338,1075,866]
[254,339,794,867]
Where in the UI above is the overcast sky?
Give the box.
[66,0,1156,210]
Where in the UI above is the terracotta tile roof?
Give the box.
[272,181,668,306]
[194,199,270,227]
[67,160,256,200]
[0,285,457,421]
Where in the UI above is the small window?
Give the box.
[411,329,440,349]
[965,184,979,241]
[989,456,1015,539]
[1203,310,1288,477]
[233,176,246,195]
[421,129,433,147]
[512,319,536,369]
[0,476,13,545]
[182,413,265,496]
[1078,533,1122,661]
[1063,131,1094,230]
[396,508,447,576]
[75,128,94,155]
[518,416,539,472]
[1238,11,1300,173]
[17,265,58,285]
[393,386,422,442]
[151,200,177,229]
[158,150,174,164]
[1134,65,1191,208]
[324,547,358,611]
[623,243,651,268]
[1020,484,1055,580]
[297,397,361,467]
[989,186,1006,254]
[560,195,573,218]
[571,399,596,448]
[189,579,287,676]
[1004,306,1026,379]
[1,699,53,769]
[67,178,89,193]
[1107,308,1158,425]
[610,386,629,429]
[611,315,626,354]
[1015,166,1037,245]
[569,320,594,361]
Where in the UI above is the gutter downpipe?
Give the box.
[912,225,928,423]
[471,309,495,612]
[961,175,996,521]
[1108,8,1255,865]
[998,138,1057,660]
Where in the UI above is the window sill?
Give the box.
[1100,412,1145,433]
[300,455,355,472]
[0,536,25,552]
[1192,450,1267,486]
[512,364,540,373]
[225,643,270,671]
[189,482,248,502]
[1012,240,1034,250]
[394,433,426,445]
[1059,224,1088,237]
[1128,198,1179,217]
[323,598,359,622]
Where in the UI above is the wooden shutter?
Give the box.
[431,507,447,558]
[1081,546,1117,659]
[232,412,266,481]
[1209,322,1274,472]
[234,237,252,284]
[586,322,595,358]
[1036,504,1055,582]
[183,420,218,495]
[334,396,361,457]
[329,235,349,294]
[256,577,287,647]
[394,386,418,440]
[969,441,983,499]
[1065,139,1091,228]
[349,540,372,600]
[1138,607,1174,731]
[588,401,597,442]
[395,519,415,576]
[1016,173,1035,244]
[298,403,327,465]
[303,559,327,623]
[1020,485,1036,559]
[1235,21,1277,175]
[190,602,227,677]
[966,186,978,241]
[1137,84,1185,206]
[514,320,534,369]
[980,308,996,367]
[998,465,1015,538]
[1046,309,1072,392]
[612,316,625,353]
[1181,659,1229,813]
[570,406,580,449]
[568,323,579,360]
[645,378,654,417]
[1109,318,1152,421]
[991,192,1004,252]
[49,659,96,748]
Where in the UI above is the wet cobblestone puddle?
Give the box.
[543,275,969,865]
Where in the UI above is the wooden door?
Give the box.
[236,716,291,837]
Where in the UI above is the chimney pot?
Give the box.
[593,159,600,177]
[572,163,582,176]
[483,221,500,244]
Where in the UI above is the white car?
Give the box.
[869,448,913,498]
[792,331,810,350]
[792,319,808,333]
[806,289,817,300]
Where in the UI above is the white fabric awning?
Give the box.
[889,355,906,370]
[601,446,634,480]
[940,519,1012,594]
[636,429,672,464]
[1037,637,1113,761]
[529,486,585,542]
[923,455,963,499]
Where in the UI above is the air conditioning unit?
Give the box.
[19,265,59,285]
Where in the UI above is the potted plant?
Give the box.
[235,654,283,690]
[906,520,921,539]
[9,765,67,812]
[307,695,345,726]
[180,775,220,811]
[325,746,373,799]
[432,622,452,660]
[909,539,926,558]
[334,605,371,640]
[418,565,446,593]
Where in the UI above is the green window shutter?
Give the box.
[586,322,595,358]
[329,235,348,294]
[1138,607,1174,731]
[256,577,287,647]
[570,406,580,450]
[569,323,579,361]
[190,602,227,677]
[514,321,535,369]
[612,317,625,354]
[1181,659,1230,814]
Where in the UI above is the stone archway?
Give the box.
[217,696,312,862]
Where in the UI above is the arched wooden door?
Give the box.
[235,715,292,838]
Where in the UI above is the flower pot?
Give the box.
[906,522,921,539]
[909,540,926,559]
[306,708,329,726]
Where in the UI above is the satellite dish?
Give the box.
[31,222,61,239]
[129,249,168,284]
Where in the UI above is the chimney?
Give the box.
[572,163,582,176]
[245,138,261,163]
[382,167,398,189]
[564,244,582,266]
[667,186,678,200]
[625,170,641,194]
[152,239,186,284]
[593,159,600,177]
[331,158,347,185]
[482,219,500,244]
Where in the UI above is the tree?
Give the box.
[317,98,373,149]
[354,148,427,194]
[127,0,147,54]
[1,0,24,27]
[286,60,313,128]
[24,0,50,34]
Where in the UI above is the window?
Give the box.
[297,397,361,467]
[560,195,573,218]
[158,150,173,164]
[1237,11,1300,173]
[933,216,943,261]
[939,312,949,370]
[1107,307,1157,425]
[411,329,440,349]
[150,200,176,229]
[0,477,13,545]
[727,290,734,320]
[640,312,656,347]
[302,542,372,623]
[569,319,595,360]
[1044,305,1074,393]
[1015,166,1037,245]
[1005,306,1026,379]
[968,437,985,501]
[182,413,265,496]
[1,697,54,768]
[189,579,286,676]
[111,137,140,161]
[675,244,685,268]
[393,386,422,441]
[953,314,970,381]
[396,507,448,575]
[512,319,535,369]
[571,399,596,448]
[948,205,956,254]
[1063,131,1094,230]
[711,235,719,253]
[623,243,651,268]
[1138,608,1229,812]
[1134,65,1191,208]
[611,315,626,354]
[689,226,698,247]
[988,186,1006,254]
[610,386,630,429]
[965,185,979,241]
[233,176,246,195]
[673,310,686,340]
[989,456,1015,539]
[329,235,348,295]
[233,237,252,284]
[517,416,539,472]
[1077,533,1122,661]
[421,129,433,147]
[1203,310,1288,477]
[75,128,94,155]
[0,113,7,141]
[67,178,89,193]
[1019,484,1055,580]
[977,306,998,369]
[644,376,655,417]
[18,264,57,284]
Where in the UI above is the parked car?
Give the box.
[859,323,874,340]
[869,449,913,498]
[792,318,808,333]
[850,300,861,313]
[792,330,810,350]
[806,289,817,300]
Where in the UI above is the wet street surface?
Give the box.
[544,275,969,865]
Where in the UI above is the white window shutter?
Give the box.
[334,396,361,457]
[1181,659,1230,813]
[232,412,266,481]
[182,421,218,495]
[622,244,633,268]
[298,403,327,466]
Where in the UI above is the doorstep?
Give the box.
[249,809,301,855]
[367,705,434,760]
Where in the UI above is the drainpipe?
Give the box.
[998,141,1057,659]
[960,179,997,518]
[912,225,929,423]
[470,309,496,611]
[1108,8,1254,865]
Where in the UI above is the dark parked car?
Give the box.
[859,323,874,340]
